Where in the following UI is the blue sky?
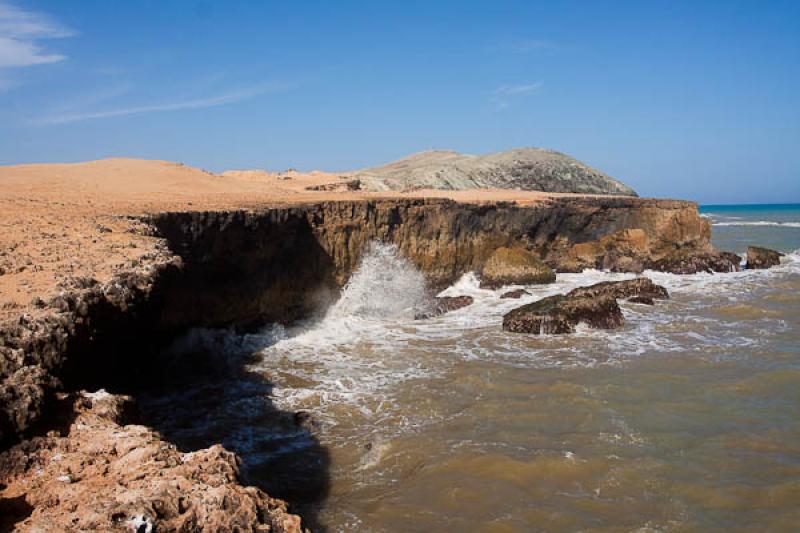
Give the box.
[0,0,798,203]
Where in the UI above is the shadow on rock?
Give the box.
[0,493,34,532]
[129,330,331,532]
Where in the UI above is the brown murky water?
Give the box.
[142,212,800,532]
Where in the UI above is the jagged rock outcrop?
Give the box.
[0,391,304,533]
[356,148,638,196]
[479,247,556,288]
[746,246,784,269]
[503,277,669,334]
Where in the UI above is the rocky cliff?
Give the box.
[356,148,639,196]
[0,195,729,531]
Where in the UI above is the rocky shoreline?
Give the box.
[1,195,744,531]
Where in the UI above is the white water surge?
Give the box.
[249,242,800,432]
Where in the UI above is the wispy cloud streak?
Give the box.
[491,82,543,110]
[34,82,289,125]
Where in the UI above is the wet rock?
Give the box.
[566,277,669,302]
[415,296,474,319]
[480,247,555,289]
[627,295,655,305]
[648,250,741,274]
[500,289,530,299]
[293,410,320,431]
[503,294,623,334]
[746,246,784,270]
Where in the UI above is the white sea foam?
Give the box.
[244,243,800,433]
[712,220,800,228]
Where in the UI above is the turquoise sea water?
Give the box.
[701,203,800,254]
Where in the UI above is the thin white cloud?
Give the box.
[0,2,73,69]
[33,82,289,125]
[495,83,543,96]
[491,82,543,110]
[493,39,558,54]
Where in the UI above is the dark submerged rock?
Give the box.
[745,246,784,270]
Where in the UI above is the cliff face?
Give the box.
[0,196,722,531]
[150,197,712,329]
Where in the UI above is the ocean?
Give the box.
[139,204,800,532]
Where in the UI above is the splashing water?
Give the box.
[325,241,431,321]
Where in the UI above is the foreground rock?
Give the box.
[0,391,304,533]
[746,246,784,269]
[416,295,474,319]
[480,247,556,289]
[503,294,623,334]
[503,277,668,334]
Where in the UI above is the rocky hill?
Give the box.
[356,148,638,196]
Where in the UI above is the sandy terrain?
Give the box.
[0,158,612,322]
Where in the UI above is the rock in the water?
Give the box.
[503,294,623,334]
[416,295,474,319]
[627,295,655,305]
[746,246,784,270]
[567,277,669,301]
[648,250,741,274]
[480,247,556,289]
[500,289,530,299]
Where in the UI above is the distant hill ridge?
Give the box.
[355,147,637,196]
